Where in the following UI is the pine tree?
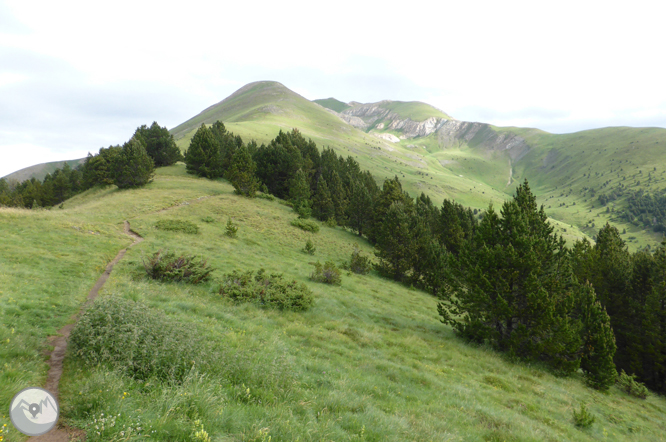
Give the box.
[374,201,414,282]
[112,137,155,189]
[226,145,259,197]
[439,180,582,373]
[289,168,311,218]
[134,122,183,167]
[184,124,221,178]
[312,177,335,221]
[578,282,618,390]
[347,178,373,236]
[328,170,347,225]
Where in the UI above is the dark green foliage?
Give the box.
[134,121,183,167]
[226,145,260,197]
[374,201,415,282]
[143,249,214,284]
[112,137,155,189]
[578,282,617,390]
[219,269,314,311]
[439,181,582,374]
[343,246,372,275]
[617,370,649,399]
[184,124,221,178]
[253,131,303,199]
[310,261,342,285]
[225,218,238,238]
[69,296,201,382]
[346,177,373,235]
[290,218,320,233]
[155,219,199,234]
[303,239,316,255]
[312,176,335,222]
[572,403,595,428]
[289,168,311,218]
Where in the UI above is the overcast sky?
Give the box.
[2,0,665,177]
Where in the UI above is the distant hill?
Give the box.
[314,97,351,113]
[3,158,86,182]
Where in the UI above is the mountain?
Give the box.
[3,158,85,182]
[170,81,666,249]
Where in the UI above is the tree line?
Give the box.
[0,122,181,208]
[184,121,664,393]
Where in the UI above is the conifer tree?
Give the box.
[347,178,373,236]
[578,282,618,390]
[328,170,347,225]
[289,168,312,218]
[112,137,155,189]
[134,122,183,167]
[439,180,582,373]
[374,201,415,281]
[226,145,259,197]
[312,176,335,221]
[184,124,221,178]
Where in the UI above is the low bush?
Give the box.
[291,218,320,233]
[201,216,215,223]
[617,370,649,399]
[143,249,214,284]
[303,239,316,255]
[573,403,595,428]
[225,218,238,238]
[342,246,372,275]
[69,296,201,382]
[155,219,199,234]
[219,268,314,311]
[310,261,341,285]
[256,193,275,201]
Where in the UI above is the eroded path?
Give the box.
[30,221,143,442]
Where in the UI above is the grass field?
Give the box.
[2,165,665,441]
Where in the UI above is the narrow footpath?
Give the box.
[29,221,143,442]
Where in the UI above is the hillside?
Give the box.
[171,82,666,250]
[2,158,85,182]
[2,165,665,441]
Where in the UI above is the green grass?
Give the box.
[379,100,451,121]
[313,98,351,113]
[2,166,666,441]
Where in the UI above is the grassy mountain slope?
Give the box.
[2,165,665,441]
[3,158,86,182]
[313,97,351,113]
[171,82,666,249]
[171,82,512,215]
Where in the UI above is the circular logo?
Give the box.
[9,387,59,436]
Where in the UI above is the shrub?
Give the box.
[324,218,337,228]
[225,217,238,238]
[155,219,199,234]
[201,216,215,223]
[617,370,649,399]
[342,246,372,275]
[310,261,341,285]
[257,193,275,201]
[291,218,320,233]
[143,249,214,284]
[303,239,316,255]
[572,403,595,428]
[219,268,314,311]
[69,296,200,382]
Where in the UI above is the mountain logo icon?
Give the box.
[9,387,59,436]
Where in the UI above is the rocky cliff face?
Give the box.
[327,100,531,160]
[339,101,449,139]
[436,120,530,161]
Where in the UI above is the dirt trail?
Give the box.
[29,221,143,442]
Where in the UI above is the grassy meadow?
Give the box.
[1,165,665,441]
